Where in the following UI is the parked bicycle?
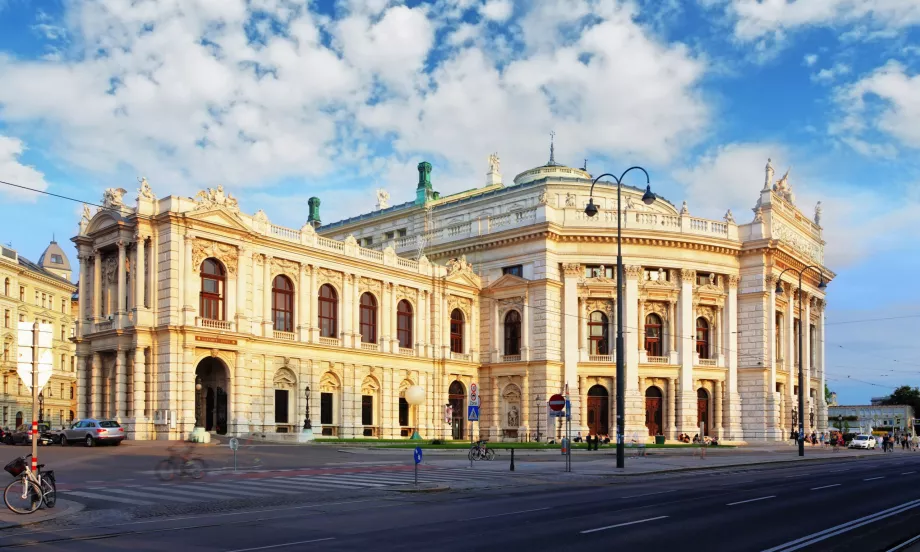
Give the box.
[155,445,206,481]
[3,455,55,514]
[468,440,495,461]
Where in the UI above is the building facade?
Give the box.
[0,241,77,429]
[828,404,915,434]
[74,152,831,442]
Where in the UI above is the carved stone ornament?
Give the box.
[645,267,673,286]
[192,239,239,276]
[724,209,735,224]
[538,190,555,207]
[624,265,643,280]
[271,257,299,278]
[253,209,269,224]
[104,256,118,284]
[771,220,823,264]
[395,284,418,304]
[137,177,156,202]
[679,268,696,283]
[728,274,740,288]
[361,376,380,396]
[695,305,716,324]
[680,201,689,216]
[102,188,128,210]
[446,254,473,276]
[273,368,297,390]
[497,297,524,317]
[447,295,473,318]
[359,276,383,295]
[753,206,764,223]
[320,372,340,392]
[562,263,583,277]
[644,301,669,319]
[193,185,240,213]
[79,205,91,234]
[565,193,576,207]
[696,274,722,293]
[585,298,614,316]
[317,268,344,288]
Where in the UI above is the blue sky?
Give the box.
[1,0,919,404]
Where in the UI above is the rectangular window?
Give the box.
[62,299,66,313]
[18,314,24,322]
[399,397,409,427]
[274,390,289,424]
[385,231,395,240]
[502,265,523,277]
[361,237,373,247]
[41,293,46,308]
[584,265,614,279]
[3,310,9,328]
[60,354,65,371]
[19,287,24,302]
[645,268,669,282]
[397,228,407,237]
[320,392,333,425]
[50,254,63,264]
[361,395,373,426]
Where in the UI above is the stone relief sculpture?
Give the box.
[565,193,576,207]
[814,201,822,226]
[137,177,156,201]
[446,255,473,276]
[538,190,554,207]
[192,239,239,276]
[102,188,127,210]
[507,405,519,427]
[194,185,240,213]
[375,189,390,210]
[753,206,764,222]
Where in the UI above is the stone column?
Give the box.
[623,265,644,436]
[716,307,724,366]
[114,349,127,419]
[667,378,677,439]
[134,236,146,314]
[715,380,723,438]
[309,264,319,343]
[522,290,531,361]
[76,255,86,337]
[353,275,361,349]
[182,346,195,435]
[817,300,828,432]
[382,283,391,347]
[132,347,146,439]
[637,298,647,363]
[235,246,250,334]
[491,373,500,439]
[76,354,88,419]
[93,250,102,321]
[579,375,587,435]
[578,298,587,361]
[562,264,581,393]
[785,287,795,434]
[183,234,196,325]
[677,269,697,434]
[91,353,102,418]
[263,255,272,337]
[234,352,249,434]
[724,275,743,440]
[522,371,530,436]
[803,293,811,428]
[668,300,678,359]
[392,286,400,354]
[765,274,780,440]
[418,291,427,356]
[298,264,308,341]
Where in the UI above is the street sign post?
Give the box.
[548,394,565,412]
[229,437,240,472]
[414,446,423,486]
[17,322,51,476]
[564,391,572,473]
[467,405,479,422]
[470,383,478,405]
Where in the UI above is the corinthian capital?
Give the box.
[728,274,740,288]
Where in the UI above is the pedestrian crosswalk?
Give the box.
[61,467,516,509]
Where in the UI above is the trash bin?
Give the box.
[655,435,666,445]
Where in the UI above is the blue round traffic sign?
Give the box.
[414,446,423,464]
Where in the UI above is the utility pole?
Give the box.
[30,321,39,474]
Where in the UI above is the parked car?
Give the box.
[3,423,55,446]
[61,419,125,447]
[848,434,877,449]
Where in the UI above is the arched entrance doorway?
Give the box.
[645,387,663,436]
[697,388,710,436]
[448,381,466,440]
[196,357,229,435]
[586,385,609,436]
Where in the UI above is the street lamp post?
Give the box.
[535,396,542,442]
[584,167,656,469]
[194,377,203,428]
[775,266,827,457]
[38,392,44,424]
[303,386,311,430]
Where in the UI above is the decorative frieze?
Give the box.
[271,257,299,278]
[497,297,524,317]
[359,276,383,296]
[562,263,582,277]
[193,239,239,276]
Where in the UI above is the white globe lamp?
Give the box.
[405,386,425,440]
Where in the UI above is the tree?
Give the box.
[825,384,833,405]
[881,386,920,416]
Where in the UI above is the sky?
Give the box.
[0,0,918,405]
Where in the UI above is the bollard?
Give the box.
[510,448,515,471]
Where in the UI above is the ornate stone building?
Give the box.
[73,152,830,442]
[0,241,77,429]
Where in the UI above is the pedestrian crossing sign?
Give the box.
[467,405,480,422]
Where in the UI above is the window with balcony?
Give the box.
[696,317,710,359]
[361,237,374,247]
[588,311,609,355]
[450,308,464,353]
[199,258,226,320]
[644,313,663,357]
[271,275,294,332]
[502,265,523,277]
[397,228,407,237]
[504,310,522,356]
[359,293,377,344]
[3,278,8,296]
[397,300,413,349]
[318,284,338,338]
[584,265,614,278]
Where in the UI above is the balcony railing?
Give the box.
[450,352,472,362]
[197,318,231,330]
[698,358,718,367]
[588,355,613,363]
[398,347,416,357]
[502,354,521,362]
[273,330,296,341]
[646,356,669,364]
[318,336,340,346]
[360,342,379,352]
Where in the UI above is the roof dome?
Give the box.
[38,240,72,279]
[512,163,592,186]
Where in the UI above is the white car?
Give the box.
[848,434,877,449]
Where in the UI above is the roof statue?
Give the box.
[194,185,240,213]
[680,201,689,215]
[376,188,390,210]
[814,201,822,226]
[137,176,156,202]
[773,167,795,203]
[764,158,774,192]
[724,209,735,223]
[488,153,500,174]
[486,153,502,186]
[445,254,473,276]
[102,187,127,210]
[79,204,91,234]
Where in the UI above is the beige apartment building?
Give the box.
[0,241,77,429]
[73,152,831,442]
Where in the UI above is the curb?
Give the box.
[388,484,451,493]
[591,452,878,477]
[0,498,85,530]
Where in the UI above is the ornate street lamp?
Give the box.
[776,266,827,457]
[534,396,543,442]
[405,385,426,440]
[37,392,44,424]
[584,166,655,469]
[194,377,203,428]
[303,386,312,430]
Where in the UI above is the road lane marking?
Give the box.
[580,516,669,534]
[460,507,550,522]
[64,490,154,506]
[784,473,810,478]
[223,537,336,551]
[887,532,920,551]
[104,488,199,503]
[864,476,885,481]
[902,471,916,475]
[620,490,676,499]
[726,495,775,506]
[810,484,841,491]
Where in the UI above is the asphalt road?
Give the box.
[1,452,919,551]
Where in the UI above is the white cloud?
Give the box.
[673,142,920,268]
[708,0,920,42]
[0,0,710,202]
[803,53,818,66]
[480,0,513,22]
[811,62,851,83]
[0,135,49,202]
[834,61,920,151]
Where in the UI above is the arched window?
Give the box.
[3,278,8,296]
[644,314,663,357]
[588,311,609,355]
[397,300,413,349]
[359,293,377,344]
[271,275,294,332]
[318,285,338,338]
[199,259,225,320]
[450,308,464,353]
[504,310,521,356]
[14,412,22,428]
[696,317,710,359]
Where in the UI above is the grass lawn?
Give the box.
[374,442,733,449]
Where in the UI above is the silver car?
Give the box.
[61,419,125,447]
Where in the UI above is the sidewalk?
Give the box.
[0,498,83,529]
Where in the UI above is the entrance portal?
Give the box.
[645,387,663,436]
[586,385,609,436]
[196,357,229,435]
[697,388,710,437]
[448,381,466,440]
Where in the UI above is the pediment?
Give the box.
[486,273,528,291]
[186,208,252,234]
[86,213,124,235]
[445,270,482,289]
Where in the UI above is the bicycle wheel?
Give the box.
[40,478,55,508]
[485,448,496,461]
[4,478,42,514]
[185,458,205,480]
[468,449,476,461]
[155,458,177,482]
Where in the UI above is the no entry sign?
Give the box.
[548,394,566,412]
